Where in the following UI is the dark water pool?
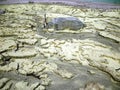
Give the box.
[81,0,120,4]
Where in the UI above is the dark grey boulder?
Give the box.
[0,9,6,15]
[48,17,85,30]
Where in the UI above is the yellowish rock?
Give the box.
[0,39,16,52]
[99,31,120,42]
[0,78,10,88]
[102,12,120,18]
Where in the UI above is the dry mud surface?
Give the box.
[0,3,120,90]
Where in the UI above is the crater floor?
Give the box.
[0,4,120,90]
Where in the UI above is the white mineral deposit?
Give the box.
[0,0,120,90]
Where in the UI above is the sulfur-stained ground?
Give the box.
[0,4,120,90]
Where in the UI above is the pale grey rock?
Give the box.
[48,17,85,30]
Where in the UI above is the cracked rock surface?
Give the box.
[0,3,120,90]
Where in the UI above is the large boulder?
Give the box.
[48,17,85,30]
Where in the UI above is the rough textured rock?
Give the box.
[48,17,85,30]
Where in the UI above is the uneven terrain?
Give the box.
[0,4,120,90]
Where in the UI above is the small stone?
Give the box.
[92,21,106,30]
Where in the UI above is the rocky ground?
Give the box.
[0,3,120,90]
[0,0,120,9]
